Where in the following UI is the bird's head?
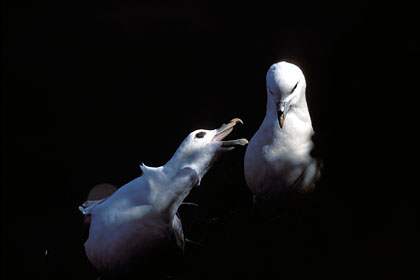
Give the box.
[266,61,307,128]
[168,118,248,183]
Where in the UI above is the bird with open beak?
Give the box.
[244,61,321,205]
[79,118,247,277]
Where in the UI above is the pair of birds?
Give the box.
[79,61,321,276]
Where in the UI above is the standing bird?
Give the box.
[79,118,247,277]
[244,61,321,206]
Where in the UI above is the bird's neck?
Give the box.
[264,93,314,156]
[140,164,194,222]
[140,152,201,220]
[163,150,204,183]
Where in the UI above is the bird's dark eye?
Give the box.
[195,131,206,138]
[291,82,298,93]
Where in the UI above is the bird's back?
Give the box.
[83,177,172,273]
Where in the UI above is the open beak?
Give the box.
[277,101,290,129]
[212,118,248,147]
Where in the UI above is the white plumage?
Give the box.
[79,119,247,275]
[244,61,321,204]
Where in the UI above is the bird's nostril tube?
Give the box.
[277,102,285,113]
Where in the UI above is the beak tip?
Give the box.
[230,118,244,125]
[279,118,284,128]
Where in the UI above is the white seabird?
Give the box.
[244,61,321,204]
[79,118,247,275]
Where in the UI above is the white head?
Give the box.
[266,61,307,128]
[165,118,248,183]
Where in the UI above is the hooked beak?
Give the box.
[212,118,248,147]
[277,101,290,128]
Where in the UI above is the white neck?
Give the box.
[264,92,314,157]
[139,149,204,220]
[163,147,207,183]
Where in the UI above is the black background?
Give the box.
[2,1,418,279]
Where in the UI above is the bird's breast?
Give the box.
[245,122,313,196]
